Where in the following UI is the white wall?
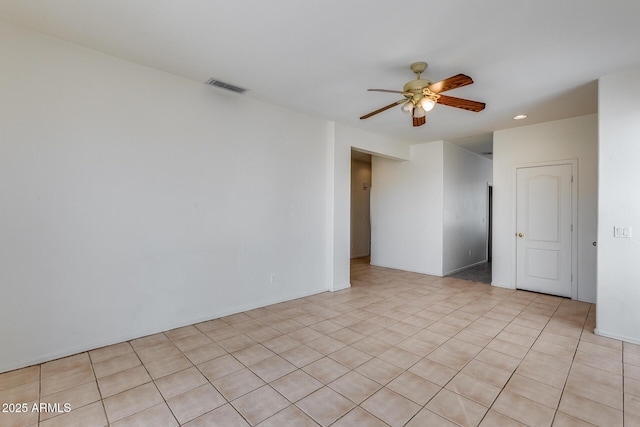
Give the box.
[492,114,598,302]
[0,22,334,372]
[443,142,493,274]
[331,123,410,291]
[351,159,371,258]
[596,69,640,344]
[371,142,444,276]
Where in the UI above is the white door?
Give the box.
[516,164,573,297]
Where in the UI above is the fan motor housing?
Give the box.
[403,79,432,96]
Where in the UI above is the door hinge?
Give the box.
[571,273,573,282]
[571,175,574,183]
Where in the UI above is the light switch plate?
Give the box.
[614,226,632,238]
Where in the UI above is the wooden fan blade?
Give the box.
[368,88,412,95]
[437,95,485,112]
[360,99,405,120]
[428,74,473,93]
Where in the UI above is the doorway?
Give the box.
[350,150,372,259]
[515,162,576,298]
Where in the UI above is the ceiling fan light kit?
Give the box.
[361,61,486,127]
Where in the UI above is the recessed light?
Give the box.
[513,114,527,120]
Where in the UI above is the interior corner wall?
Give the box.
[0,22,334,372]
[492,114,598,302]
[350,159,371,259]
[331,123,410,291]
[371,141,444,276]
[442,142,493,275]
[596,68,640,344]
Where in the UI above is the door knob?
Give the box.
[518,233,524,238]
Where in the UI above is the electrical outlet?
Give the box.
[270,273,276,284]
[468,250,472,256]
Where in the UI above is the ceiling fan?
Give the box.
[360,62,485,127]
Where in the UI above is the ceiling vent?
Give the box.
[205,78,248,94]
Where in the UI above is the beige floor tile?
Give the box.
[154,366,207,400]
[88,342,134,364]
[486,337,530,359]
[0,366,40,391]
[41,364,95,396]
[305,335,347,355]
[213,368,265,401]
[331,407,388,427]
[144,353,192,380]
[552,411,597,426]
[97,365,151,398]
[287,327,325,344]
[249,355,297,383]
[110,402,177,427]
[261,335,301,354]
[0,380,39,403]
[387,371,440,406]
[328,371,381,404]
[270,370,323,403]
[297,386,356,426]
[515,360,569,389]
[204,325,243,342]
[279,344,323,368]
[377,346,421,369]
[135,342,182,365]
[39,401,107,427]
[218,334,258,353]
[356,357,404,385]
[406,407,459,427]
[328,346,372,369]
[559,391,623,426]
[492,390,556,427]
[167,383,226,424]
[626,393,640,418]
[172,333,213,352]
[446,372,501,407]
[197,354,244,381]
[231,385,290,426]
[505,374,562,409]
[302,357,350,384]
[130,334,171,351]
[565,371,622,410]
[41,353,91,379]
[361,387,421,427]
[103,382,163,423]
[93,352,141,379]
[0,399,39,427]
[246,326,281,343]
[40,381,101,421]
[574,350,622,375]
[351,336,392,356]
[257,404,318,426]
[232,344,275,366]
[183,403,249,427]
[569,361,622,391]
[426,388,488,427]
[462,359,512,388]
[480,410,527,426]
[329,328,366,346]
[165,325,201,341]
[408,358,458,386]
[626,377,640,397]
[182,341,227,365]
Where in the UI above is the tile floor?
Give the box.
[1,257,639,426]
[448,262,492,285]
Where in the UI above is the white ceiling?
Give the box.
[1,0,639,154]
